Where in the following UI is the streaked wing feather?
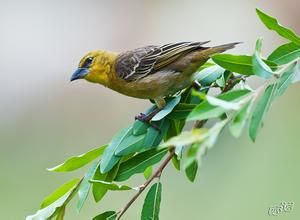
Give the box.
[115,41,209,81]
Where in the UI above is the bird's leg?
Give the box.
[135,97,166,131]
[193,80,202,90]
[135,108,161,122]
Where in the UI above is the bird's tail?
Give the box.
[207,42,241,55]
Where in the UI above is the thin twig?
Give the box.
[116,147,175,220]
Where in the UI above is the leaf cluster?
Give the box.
[26,9,300,220]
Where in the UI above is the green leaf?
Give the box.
[26,179,80,220]
[205,94,242,110]
[152,96,181,121]
[89,180,133,191]
[133,120,150,136]
[253,38,273,79]
[256,9,300,45]
[216,73,226,87]
[144,119,170,148]
[115,149,168,182]
[229,101,251,138]
[167,104,196,120]
[292,61,300,83]
[144,166,153,180]
[100,127,132,173]
[77,161,99,212]
[212,54,276,75]
[48,145,106,172]
[93,211,117,220]
[194,65,225,86]
[183,143,201,169]
[92,169,108,203]
[93,159,122,203]
[162,129,207,148]
[185,160,198,182]
[249,84,277,141]
[268,42,300,65]
[172,155,181,171]
[27,193,71,220]
[55,205,66,220]
[188,90,250,121]
[276,62,298,96]
[204,119,228,148]
[141,183,162,220]
[40,178,81,209]
[115,133,146,156]
[197,62,215,71]
[212,54,254,75]
[165,119,181,140]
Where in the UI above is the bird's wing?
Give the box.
[115,41,209,81]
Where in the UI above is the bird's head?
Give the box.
[70,50,117,86]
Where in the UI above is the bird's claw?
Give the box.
[135,113,161,132]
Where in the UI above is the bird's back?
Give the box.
[110,42,239,99]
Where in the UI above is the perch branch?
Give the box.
[116,147,175,219]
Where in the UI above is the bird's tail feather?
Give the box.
[208,42,241,55]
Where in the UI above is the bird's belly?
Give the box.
[112,71,193,99]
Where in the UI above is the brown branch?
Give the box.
[116,147,175,220]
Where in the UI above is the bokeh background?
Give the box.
[0,0,299,219]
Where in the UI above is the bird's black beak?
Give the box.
[70,68,89,81]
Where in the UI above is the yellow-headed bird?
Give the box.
[71,41,238,121]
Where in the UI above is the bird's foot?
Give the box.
[135,109,161,131]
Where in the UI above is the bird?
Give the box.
[71,41,239,122]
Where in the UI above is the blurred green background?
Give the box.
[0,0,299,219]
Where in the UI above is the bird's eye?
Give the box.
[83,57,94,68]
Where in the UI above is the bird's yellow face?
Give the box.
[71,50,117,87]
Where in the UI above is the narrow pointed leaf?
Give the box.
[27,179,80,220]
[212,54,253,75]
[40,178,81,209]
[268,42,300,65]
[55,205,66,220]
[77,161,99,212]
[89,180,133,191]
[229,101,251,138]
[141,183,162,220]
[133,120,150,136]
[172,156,181,171]
[256,9,300,45]
[48,145,106,172]
[26,192,72,220]
[185,160,198,182]
[253,38,273,79]
[167,104,196,120]
[100,127,132,173]
[212,54,276,75]
[162,129,207,148]
[206,95,241,110]
[152,96,181,121]
[144,166,153,180]
[188,90,250,121]
[194,65,225,86]
[115,133,146,156]
[275,62,298,96]
[249,84,277,141]
[115,149,168,182]
[93,211,117,220]
[292,61,300,83]
[92,169,108,202]
[144,119,170,148]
